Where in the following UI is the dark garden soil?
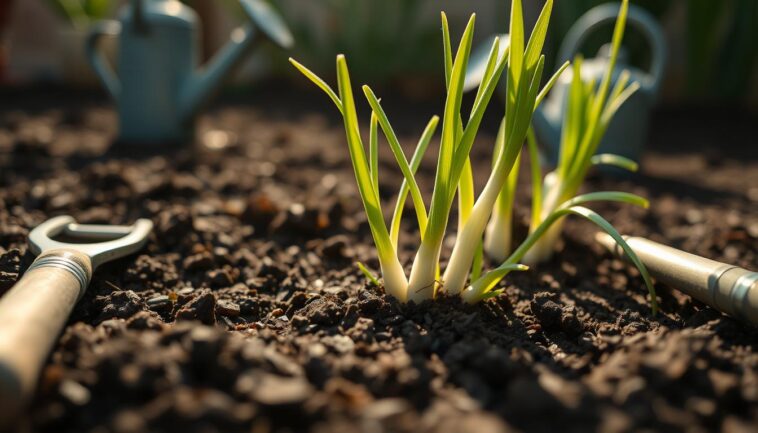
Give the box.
[0,85,756,433]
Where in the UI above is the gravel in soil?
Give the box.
[0,88,757,433]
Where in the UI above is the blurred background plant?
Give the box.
[549,0,758,103]
[45,0,112,29]
[270,0,758,104]
[278,0,439,90]
[682,0,758,100]
[2,0,757,105]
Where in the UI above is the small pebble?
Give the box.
[747,223,758,238]
[206,269,233,288]
[723,245,739,261]
[320,235,350,258]
[321,174,338,190]
[685,209,704,224]
[175,290,217,325]
[177,287,195,296]
[183,253,214,272]
[240,373,312,406]
[146,295,172,311]
[216,300,241,317]
[59,380,90,406]
[202,129,236,150]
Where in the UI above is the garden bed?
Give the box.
[1,86,756,432]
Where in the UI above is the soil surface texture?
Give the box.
[0,87,757,433]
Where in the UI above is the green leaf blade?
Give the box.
[390,116,439,248]
[369,112,380,195]
[335,55,394,257]
[590,154,639,172]
[524,0,553,70]
[426,13,476,244]
[364,86,429,235]
[465,264,529,303]
[289,58,343,113]
[564,206,658,314]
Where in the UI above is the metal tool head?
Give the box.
[29,216,153,269]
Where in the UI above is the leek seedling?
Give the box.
[440,0,565,295]
[292,0,563,303]
[464,190,657,314]
[291,0,657,313]
[441,0,656,312]
[484,0,642,266]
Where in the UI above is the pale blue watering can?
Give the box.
[467,3,666,166]
[86,0,294,145]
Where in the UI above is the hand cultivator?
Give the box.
[0,216,152,423]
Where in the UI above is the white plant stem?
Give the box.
[461,279,491,303]
[522,219,563,265]
[379,254,410,302]
[523,171,567,265]
[483,202,513,263]
[406,239,442,303]
[442,158,512,295]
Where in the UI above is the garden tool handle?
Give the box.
[0,250,92,426]
[558,3,667,96]
[86,20,122,101]
[596,234,758,326]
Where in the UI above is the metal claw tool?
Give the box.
[0,216,152,424]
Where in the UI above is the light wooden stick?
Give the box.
[0,250,91,424]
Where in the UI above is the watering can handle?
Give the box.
[558,3,666,96]
[86,20,122,101]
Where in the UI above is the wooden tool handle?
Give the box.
[0,250,91,425]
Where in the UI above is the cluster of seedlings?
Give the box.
[290,0,656,312]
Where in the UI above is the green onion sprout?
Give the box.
[290,0,657,313]
[520,0,640,266]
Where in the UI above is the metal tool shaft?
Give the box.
[596,233,758,325]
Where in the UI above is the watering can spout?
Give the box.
[180,25,257,122]
[179,0,294,122]
[132,0,146,32]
